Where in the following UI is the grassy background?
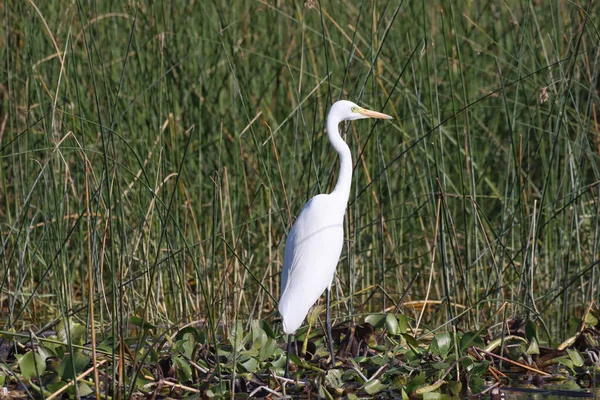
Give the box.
[2,0,599,343]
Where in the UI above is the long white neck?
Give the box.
[327,113,352,204]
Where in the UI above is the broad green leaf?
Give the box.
[173,355,192,381]
[259,338,278,361]
[525,320,538,342]
[470,360,491,376]
[385,313,399,335]
[57,319,86,344]
[397,314,409,334]
[175,332,196,359]
[446,381,462,396]
[430,332,451,357]
[175,326,200,342]
[365,314,387,328]
[584,312,598,327]
[240,356,259,372]
[325,369,342,389]
[422,391,444,400]
[414,379,445,395]
[59,352,90,380]
[77,382,94,396]
[129,316,157,331]
[18,351,46,380]
[364,379,387,395]
[567,348,584,367]
[526,337,539,355]
[459,331,485,351]
[403,333,419,347]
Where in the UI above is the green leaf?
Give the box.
[325,369,343,389]
[525,320,538,342]
[77,382,94,396]
[385,313,399,335]
[364,379,387,395]
[175,326,200,342]
[130,316,157,331]
[422,391,444,400]
[18,351,46,380]
[567,348,584,367]
[470,360,491,376]
[259,338,278,361]
[584,312,598,327]
[59,352,90,380]
[173,355,192,381]
[397,314,409,334]
[446,381,462,396]
[403,333,419,348]
[459,331,485,352]
[57,319,86,344]
[365,313,387,328]
[526,337,539,355]
[175,332,196,359]
[430,332,451,357]
[240,356,259,372]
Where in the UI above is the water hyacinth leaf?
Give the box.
[397,314,409,334]
[364,378,387,395]
[206,381,227,397]
[459,331,484,352]
[469,375,485,393]
[259,338,278,360]
[77,382,94,397]
[173,355,192,382]
[446,381,462,396]
[430,332,451,357]
[414,379,445,395]
[365,313,387,328]
[240,356,259,372]
[525,320,538,342]
[567,349,584,367]
[470,360,490,376]
[57,319,86,344]
[175,332,196,359]
[526,337,539,355]
[584,312,598,327]
[422,391,444,400]
[385,313,399,335]
[59,353,90,380]
[129,316,157,331]
[175,326,200,342]
[405,372,426,394]
[259,320,277,339]
[229,321,246,351]
[325,369,342,389]
[18,351,46,380]
[557,356,574,371]
[403,333,419,347]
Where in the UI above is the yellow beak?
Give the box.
[359,107,393,120]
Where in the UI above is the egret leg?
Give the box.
[326,288,336,367]
[285,334,292,378]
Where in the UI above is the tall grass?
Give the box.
[2,0,599,348]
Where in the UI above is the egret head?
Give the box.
[329,100,393,122]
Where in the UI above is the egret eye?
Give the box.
[351,106,359,113]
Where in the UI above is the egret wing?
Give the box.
[279,194,345,334]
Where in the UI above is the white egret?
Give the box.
[279,100,392,372]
